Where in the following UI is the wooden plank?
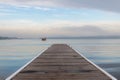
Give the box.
[7,44,116,80]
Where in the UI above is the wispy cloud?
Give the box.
[0,0,120,38]
[0,0,120,12]
[0,19,120,38]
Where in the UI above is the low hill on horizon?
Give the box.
[0,36,18,40]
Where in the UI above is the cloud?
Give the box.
[0,19,120,38]
[0,0,120,13]
[1,25,120,38]
[47,26,108,37]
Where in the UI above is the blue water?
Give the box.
[0,39,120,80]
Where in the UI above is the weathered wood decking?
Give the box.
[7,44,116,80]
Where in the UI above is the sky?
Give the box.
[0,0,120,38]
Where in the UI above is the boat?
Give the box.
[41,38,46,41]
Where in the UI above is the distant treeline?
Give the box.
[0,36,18,40]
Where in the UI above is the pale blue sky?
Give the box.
[0,0,120,38]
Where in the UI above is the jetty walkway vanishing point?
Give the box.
[6,44,117,80]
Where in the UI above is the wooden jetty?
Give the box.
[6,44,117,80]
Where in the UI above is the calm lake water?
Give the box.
[0,39,120,80]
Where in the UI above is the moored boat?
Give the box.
[41,38,46,41]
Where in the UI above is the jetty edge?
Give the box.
[6,44,117,80]
[6,47,49,80]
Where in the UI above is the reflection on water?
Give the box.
[0,39,49,80]
[71,39,120,79]
[0,39,120,80]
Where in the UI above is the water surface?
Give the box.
[0,39,120,80]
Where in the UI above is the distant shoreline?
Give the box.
[1,36,120,40]
[47,36,120,39]
[0,36,18,40]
